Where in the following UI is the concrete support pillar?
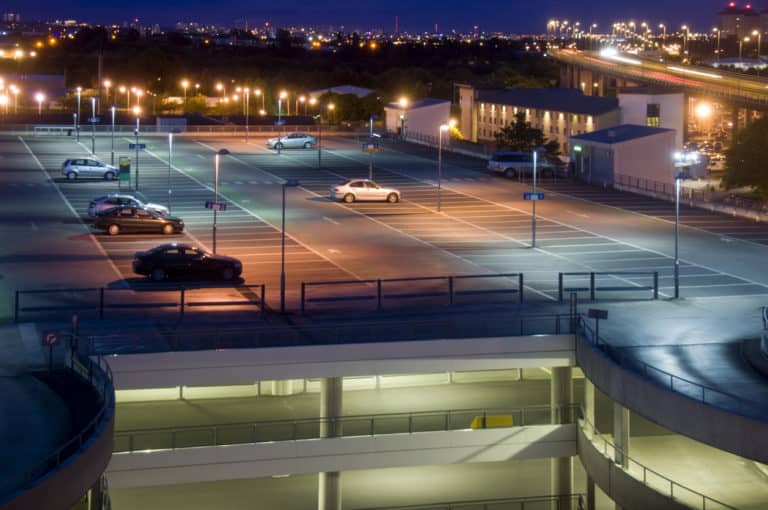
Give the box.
[584,378,595,426]
[613,402,630,469]
[586,476,596,510]
[551,367,573,506]
[318,377,343,510]
[89,477,104,510]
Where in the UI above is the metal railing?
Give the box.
[578,319,768,421]
[558,272,658,301]
[14,284,266,322]
[113,404,579,454]
[0,351,115,502]
[354,494,587,510]
[579,415,737,510]
[301,273,524,313]
[88,312,577,355]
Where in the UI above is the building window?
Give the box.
[647,103,660,127]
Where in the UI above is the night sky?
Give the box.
[8,0,736,33]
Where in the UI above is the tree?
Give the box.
[723,117,768,199]
[494,112,560,158]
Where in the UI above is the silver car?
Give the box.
[88,194,170,217]
[62,158,117,180]
[330,179,400,203]
[267,133,317,150]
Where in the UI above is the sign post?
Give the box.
[42,330,58,373]
[523,191,545,248]
[118,157,131,190]
[362,142,379,180]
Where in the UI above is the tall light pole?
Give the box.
[255,88,264,111]
[133,106,141,190]
[110,106,116,165]
[103,79,111,113]
[531,147,545,248]
[76,86,82,142]
[34,92,45,116]
[281,178,301,313]
[672,151,696,299]
[90,97,96,154]
[681,25,689,58]
[398,96,408,140]
[244,87,250,142]
[278,90,287,125]
[713,28,721,59]
[299,95,306,115]
[437,123,450,212]
[168,130,178,213]
[212,148,230,255]
[181,79,189,110]
[659,24,666,46]
[753,29,762,57]
[10,85,19,114]
[740,36,750,59]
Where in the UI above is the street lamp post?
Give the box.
[133,106,141,190]
[659,24,666,45]
[181,79,189,110]
[244,87,250,142]
[740,36,750,59]
[76,86,82,142]
[90,97,96,154]
[281,178,301,313]
[672,151,697,299]
[753,29,762,57]
[167,130,177,213]
[278,90,287,125]
[110,106,115,165]
[103,80,111,112]
[35,92,45,116]
[531,147,545,248]
[315,114,323,168]
[713,28,721,59]
[398,97,408,140]
[212,148,230,255]
[437,124,450,211]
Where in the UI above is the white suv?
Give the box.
[62,158,117,180]
[330,179,400,203]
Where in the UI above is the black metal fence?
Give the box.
[558,272,658,301]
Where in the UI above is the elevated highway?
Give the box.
[549,48,768,109]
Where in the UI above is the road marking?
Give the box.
[565,210,590,218]
[18,136,128,288]
[323,216,339,225]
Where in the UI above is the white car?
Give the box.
[87,194,170,217]
[62,158,117,180]
[330,179,400,203]
[267,133,317,150]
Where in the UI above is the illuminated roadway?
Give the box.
[549,48,768,108]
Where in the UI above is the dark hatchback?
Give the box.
[93,206,184,236]
[133,243,243,282]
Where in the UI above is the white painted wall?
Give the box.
[613,131,677,187]
[106,424,576,488]
[106,335,576,390]
[619,92,685,149]
[385,101,451,140]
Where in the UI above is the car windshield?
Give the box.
[337,180,351,186]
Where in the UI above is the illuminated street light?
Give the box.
[34,92,45,115]
[110,106,116,166]
[530,146,546,248]
[740,36,750,59]
[398,97,408,140]
[0,94,8,114]
[103,79,112,111]
[659,24,666,44]
[243,87,250,142]
[215,82,225,98]
[278,90,287,125]
[254,88,264,110]
[181,79,190,107]
[119,85,128,109]
[672,150,698,298]
[752,29,762,58]
[712,28,721,60]
[134,89,143,108]
[90,96,96,154]
[10,85,19,114]
[437,123,450,212]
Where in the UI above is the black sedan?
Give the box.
[93,206,184,236]
[133,243,243,282]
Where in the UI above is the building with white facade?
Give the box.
[384,98,451,142]
[618,87,685,149]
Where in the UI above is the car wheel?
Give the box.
[107,224,120,236]
[151,268,166,282]
[344,193,355,203]
[504,168,517,179]
[162,224,174,235]
[66,172,77,180]
[303,142,312,149]
[221,267,235,281]
[387,193,399,203]
[275,142,283,150]
[104,171,116,181]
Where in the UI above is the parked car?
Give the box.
[93,206,184,236]
[330,179,400,203]
[487,151,556,179]
[132,243,243,282]
[267,133,317,149]
[62,158,117,180]
[88,194,169,217]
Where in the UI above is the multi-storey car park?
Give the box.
[2,128,768,510]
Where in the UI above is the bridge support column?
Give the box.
[318,377,343,510]
[551,367,573,506]
[584,378,595,425]
[586,476,596,510]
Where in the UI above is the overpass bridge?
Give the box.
[549,47,768,111]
